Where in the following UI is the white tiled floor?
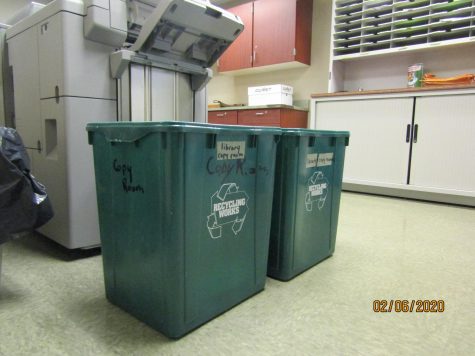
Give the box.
[1,192,474,355]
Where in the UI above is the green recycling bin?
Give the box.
[267,129,349,281]
[86,122,280,338]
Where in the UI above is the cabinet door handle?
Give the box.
[405,124,411,143]
[413,124,419,143]
[216,113,226,117]
[255,112,265,116]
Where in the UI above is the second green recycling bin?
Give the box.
[267,129,350,281]
[87,122,280,339]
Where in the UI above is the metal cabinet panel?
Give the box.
[175,72,193,121]
[194,87,207,123]
[36,98,69,243]
[38,12,116,100]
[0,29,6,127]
[130,64,194,122]
[38,13,63,99]
[7,26,42,157]
[410,95,475,193]
[36,97,115,248]
[151,67,175,122]
[130,63,146,121]
[62,12,116,99]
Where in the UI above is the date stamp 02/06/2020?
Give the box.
[373,300,445,313]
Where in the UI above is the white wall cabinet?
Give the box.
[313,92,475,206]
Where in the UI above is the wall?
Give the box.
[207,0,333,106]
[0,0,52,25]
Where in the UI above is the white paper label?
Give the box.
[306,153,318,168]
[317,153,334,167]
[217,141,246,160]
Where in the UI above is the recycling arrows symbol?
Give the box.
[207,183,249,239]
[305,171,329,212]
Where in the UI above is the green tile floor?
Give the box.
[0,192,474,355]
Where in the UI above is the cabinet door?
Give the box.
[315,98,414,187]
[217,3,253,72]
[294,0,313,65]
[38,13,63,99]
[410,95,475,193]
[253,0,296,67]
[208,110,238,125]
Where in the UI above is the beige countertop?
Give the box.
[311,84,475,99]
[208,104,308,112]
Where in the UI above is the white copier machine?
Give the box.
[5,0,243,248]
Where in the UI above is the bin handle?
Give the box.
[308,136,316,147]
[98,128,157,144]
[206,134,217,148]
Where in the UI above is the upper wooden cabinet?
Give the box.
[217,3,253,72]
[218,0,313,73]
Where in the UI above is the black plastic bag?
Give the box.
[0,127,53,243]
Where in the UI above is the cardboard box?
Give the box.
[248,84,293,106]
[407,63,423,88]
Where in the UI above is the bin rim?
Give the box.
[86,121,282,144]
[281,128,350,138]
